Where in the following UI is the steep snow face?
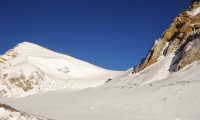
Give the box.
[104,54,171,89]
[0,42,120,97]
[104,31,200,88]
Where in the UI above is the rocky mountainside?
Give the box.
[0,42,120,98]
[133,0,200,73]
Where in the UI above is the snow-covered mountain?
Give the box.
[0,42,120,97]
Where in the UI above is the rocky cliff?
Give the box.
[133,0,200,73]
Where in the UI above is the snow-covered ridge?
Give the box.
[0,42,121,98]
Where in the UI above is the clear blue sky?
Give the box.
[0,0,189,70]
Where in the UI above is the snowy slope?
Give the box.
[1,29,200,120]
[2,52,200,120]
[0,42,121,97]
[1,37,200,120]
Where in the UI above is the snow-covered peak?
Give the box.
[12,41,62,57]
[3,41,109,73]
[0,42,121,98]
[14,41,49,52]
[18,41,39,47]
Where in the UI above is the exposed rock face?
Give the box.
[191,0,200,8]
[133,0,200,73]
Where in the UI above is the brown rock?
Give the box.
[178,32,185,39]
[190,0,200,9]
[164,38,180,56]
[133,1,200,73]
[194,24,200,29]
[180,25,193,33]
[174,34,200,71]
[134,39,166,72]
[162,29,176,42]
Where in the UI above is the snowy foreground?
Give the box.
[1,54,200,120]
